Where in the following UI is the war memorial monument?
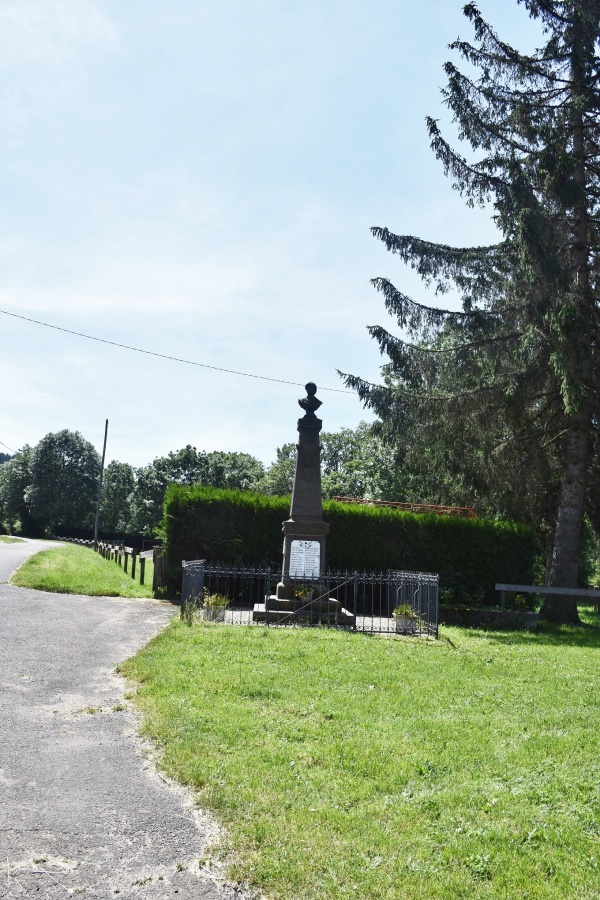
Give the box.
[253,383,354,625]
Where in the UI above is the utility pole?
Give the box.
[93,419,108,549]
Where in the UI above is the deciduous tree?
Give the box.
[257,423,408,502]
[28,431,100,533]
[100,461,135,534]
[130,445,265,535]
[0,446,36,534]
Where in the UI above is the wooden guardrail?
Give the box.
[56,536,166,592]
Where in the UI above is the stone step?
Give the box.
[266,596,345,613]
[253,602,355,626]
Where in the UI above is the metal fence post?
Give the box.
[265,566,271,627]
[353,572,358,629]
[181,559,206,620]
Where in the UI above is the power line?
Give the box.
[0,308,355,394]
[0,439,15,454]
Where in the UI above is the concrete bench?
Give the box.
[496,583,600,610]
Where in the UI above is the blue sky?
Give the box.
[0,0,541,467]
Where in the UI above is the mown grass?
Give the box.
[0,535,25,543]
[12,543,154,597]
[121,616,600,899]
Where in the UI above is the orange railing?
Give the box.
[332,497,476,519]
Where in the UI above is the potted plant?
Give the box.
[202,593,230,622]
[392,602,418,634]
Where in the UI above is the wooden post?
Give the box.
[152,548,158,593]
[131,550,137,580]
[152,547,166,596]
[140,558,146,585]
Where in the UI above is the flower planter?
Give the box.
[202,606,226,622]
[393,614,418,634]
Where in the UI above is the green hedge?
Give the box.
[162,485,541,605]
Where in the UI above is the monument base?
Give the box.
[253,581,355,626]
[252,594,356,628]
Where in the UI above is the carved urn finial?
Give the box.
[298,382,322,418]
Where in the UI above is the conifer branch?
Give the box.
[427,119,511,200]
[338,370,521,404]
[366,328,524,355]
[370,278,516,332]
[524,1,573,27]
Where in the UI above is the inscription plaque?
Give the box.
[289,540,320,578]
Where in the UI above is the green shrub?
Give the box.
[162,485,541,605]
[203,592,230,611]
[392,603,415,617]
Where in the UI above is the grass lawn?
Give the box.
[0,535,25,543]
[12,543,154,598]
[121,616,600,899]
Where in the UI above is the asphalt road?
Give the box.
[0,539,250,900]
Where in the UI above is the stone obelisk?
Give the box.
[278,382,330,594]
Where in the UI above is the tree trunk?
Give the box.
[542,423,589,623]
[540,41,591,627]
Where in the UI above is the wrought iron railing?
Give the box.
[181,561,438,637]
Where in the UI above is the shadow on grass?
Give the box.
[459,605,600,649]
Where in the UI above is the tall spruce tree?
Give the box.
[342,1,600,622]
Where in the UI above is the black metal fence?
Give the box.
[181,561,438,637]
